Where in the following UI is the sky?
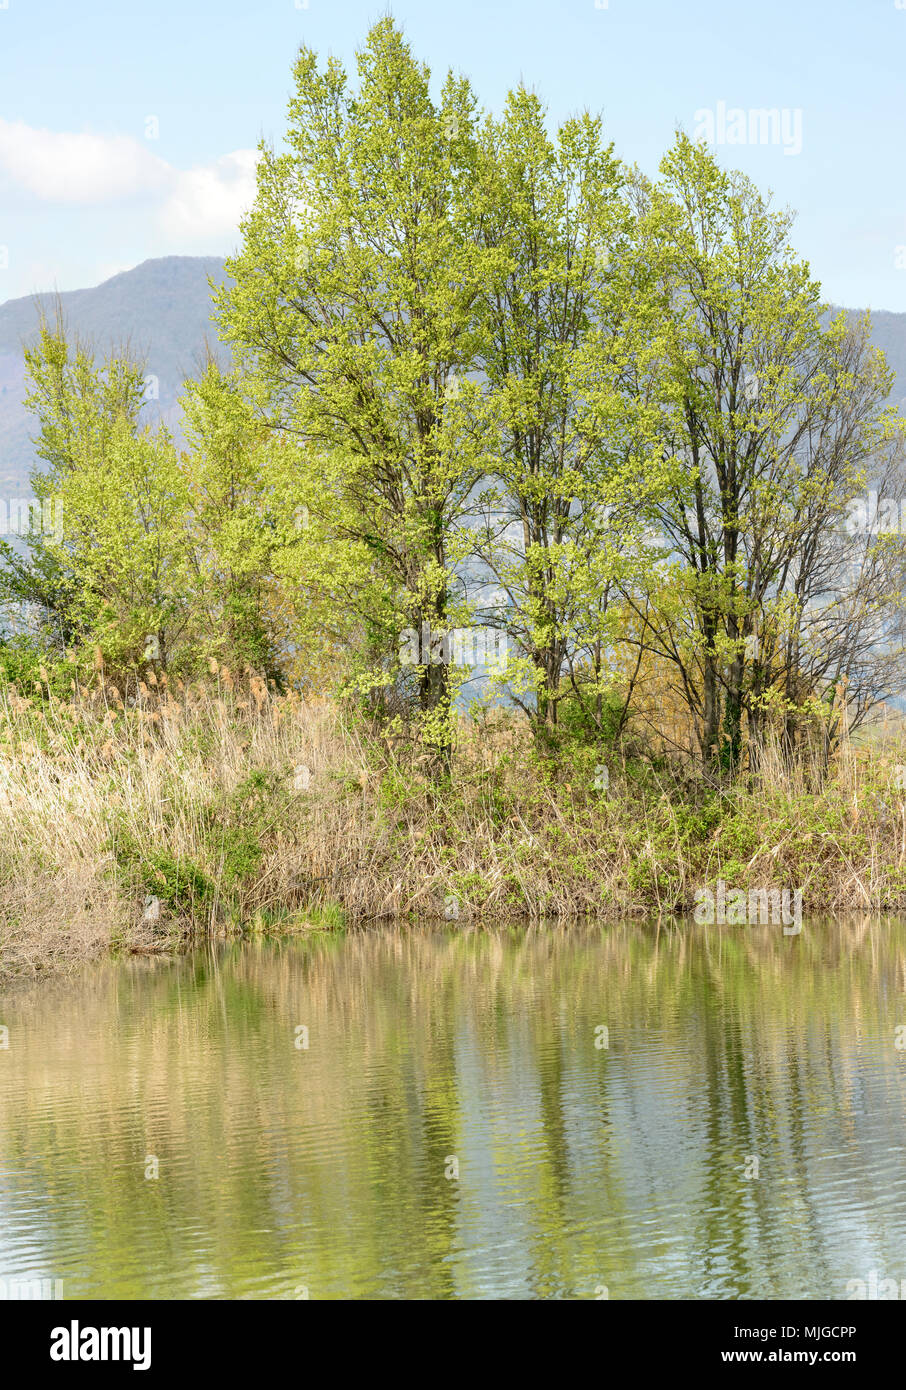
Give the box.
[0,0,904,309]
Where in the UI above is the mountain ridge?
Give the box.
[0,256,229,491]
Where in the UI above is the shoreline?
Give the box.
[3,683,906,984]
[5,897,906,987]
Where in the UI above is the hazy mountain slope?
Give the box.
[855,311,906,413]
[0,256,228,491]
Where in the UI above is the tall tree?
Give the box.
[216,18,492,754]
[181,362,285,680]
[460,90,667,737]
[622,134,906,771]
[0,316,155,658]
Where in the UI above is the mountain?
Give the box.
[0,256,229,492]
[0,258,904,496]
[852,311,906,413]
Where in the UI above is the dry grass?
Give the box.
[3,672,906,980]
[0,675,360,976]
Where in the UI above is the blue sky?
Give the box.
[0,0,904,308]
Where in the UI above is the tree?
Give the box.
[3,318,198,676]
[621,134,906,772]
[216,18,493,755]
[462,89,667,737]
[45,414,193,674]
[181,361,286,680]
[0,314,147,653]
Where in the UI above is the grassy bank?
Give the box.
[2,671,906,978]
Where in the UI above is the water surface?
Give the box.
[2,920,906,1299]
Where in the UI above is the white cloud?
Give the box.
[0,119,259,243]
[159,149,260,244]
[0,119,170,202]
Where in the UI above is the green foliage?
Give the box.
[303,901,346,933]
[535,687,626,752]
[2,18,903,789]
[109,769,293,924]
[0,638,74,701]
[627,133,906,767]
[215,771,287,887]
[216,17,497,746]
[113,829,217,920]
[461,89,666,732]
[181,362,286,681]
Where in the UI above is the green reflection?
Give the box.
[1,918,906,1299]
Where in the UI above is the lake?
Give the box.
[2,919,906,1299]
